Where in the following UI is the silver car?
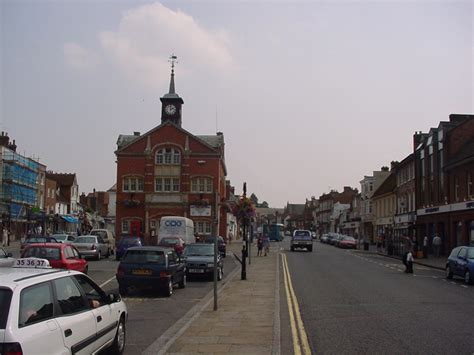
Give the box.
[0,247,15,267]
[73,235,109,260]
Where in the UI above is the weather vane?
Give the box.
[169,54,178,73]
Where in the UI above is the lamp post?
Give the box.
[241,183,247,280]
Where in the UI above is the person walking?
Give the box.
[423,235,428,258]
[404,250,414,273]
[257,237,263,256]
[433,234,442,257]
[2,227,8,247]
[263,235,270,256]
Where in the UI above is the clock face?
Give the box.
[165,104,177,115]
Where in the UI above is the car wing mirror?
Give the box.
[7,252,13,257]
[108,292,121,303]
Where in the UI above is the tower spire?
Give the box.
[168,54,177,94]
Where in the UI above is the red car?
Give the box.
[158,237,186,256]
[338,236,357,249]
[21,243,88,273]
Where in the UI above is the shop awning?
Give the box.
[61,215,78,223]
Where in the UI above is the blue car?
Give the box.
[116,246,186,297]
[446,246,474,284]
[115,236,143,260]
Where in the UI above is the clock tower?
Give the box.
[160,54,184,127]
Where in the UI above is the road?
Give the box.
[280,239,474,354]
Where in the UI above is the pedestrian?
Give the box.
[404,250,414,273]
[433,234,442,257]
[257,237,263,256]
[2,227,8,247]
[423,235,428,258]
[263,235,270,256]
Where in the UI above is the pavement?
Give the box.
[161,240,280,355]
[354,242,446,270]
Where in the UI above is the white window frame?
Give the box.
[156,148,181,165]
[122,220,129,233]
[191,177,213,193]
[123,177,144,192]
[155,177,180,192]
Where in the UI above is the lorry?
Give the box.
[158,216,195,245]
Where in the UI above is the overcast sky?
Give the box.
[1,0,473,207]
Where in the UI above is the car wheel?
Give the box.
[164,279,173,297]
[106,249,110,258]
[116,255,121,261]
[217,267,223,281]
[179,274,186,289]
[110,316,126,355]
[223,251,226,258]
[445,265,453,279]
[96,251,101,261]
[308,247,313,252]
[290,246,294,252]
[464,270,472,285]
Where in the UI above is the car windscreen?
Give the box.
[119,238,141,246]
[184,244,214,256]
[27,238,47,243]
[90,231,107,239]
[0,288,13,329]
[75,237,96,244]
[123,250,165,264]
[468,248,474,259]
[24,247,61,260]
[159,238,179,245]
[52,235,67,241]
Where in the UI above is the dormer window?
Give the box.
[156,148,181,165]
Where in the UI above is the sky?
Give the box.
[1,0,473,207]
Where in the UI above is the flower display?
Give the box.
[232,196,256,222]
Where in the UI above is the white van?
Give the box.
[158,216,195,245]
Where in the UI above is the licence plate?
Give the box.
[189,269,205,273]
[132,269,152,275]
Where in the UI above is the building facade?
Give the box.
[415,114,474,254]
[115,63,229,244]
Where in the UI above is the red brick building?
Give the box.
[115,63,229,244]
[415,114,474,254]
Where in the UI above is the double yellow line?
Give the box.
[281,253,312,355]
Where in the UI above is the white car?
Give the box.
[0,247,15,267]
[0,258,127,354]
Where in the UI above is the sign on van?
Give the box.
[164,220,183,227]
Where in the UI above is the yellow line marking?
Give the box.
[282,254,301,355]
[282,254,312,355]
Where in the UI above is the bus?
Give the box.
[263,223,285,242]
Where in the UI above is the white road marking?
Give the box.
[99,276,116,288]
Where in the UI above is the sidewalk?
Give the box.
[2,240,20,254]
[163,240,279,355]
[354,243,446,270]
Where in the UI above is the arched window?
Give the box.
[156,148,181,165]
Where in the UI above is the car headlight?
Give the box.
[207,263,215,267]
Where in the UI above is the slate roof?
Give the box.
[196,135,224,149]
[372,172,396,198]
[116,135,139,150]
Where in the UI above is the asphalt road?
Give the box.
[281,240,474,355]
[87,254,237,354]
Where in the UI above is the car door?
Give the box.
[73,275,117,349]
[16,281,67,355]
[64,246,82,272]
[97,236,108,256]
[52,276,98,355]
[455,247,467,277]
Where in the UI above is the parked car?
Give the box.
[158,237,186,256]
[73,235,110,260]
[203,236,227,257]
[0,260,127,354]
[334,235,345,247]
[183,243,224,280]
[311,232,317,240]
[0,247,15,267]
[320,234,329,243]
[446,246,474,284]
[338,236,357,249]
[90,229,116,255]
[20,236,59,251]
[116,236,143,261]
[21,242,88,273]
[51,233,76,244]
[116,246,186,296]
[290,230,313,252]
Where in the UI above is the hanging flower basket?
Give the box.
[232,196,256,223]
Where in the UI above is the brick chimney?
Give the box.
[8,139,17,152]
[0,132,9,147]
